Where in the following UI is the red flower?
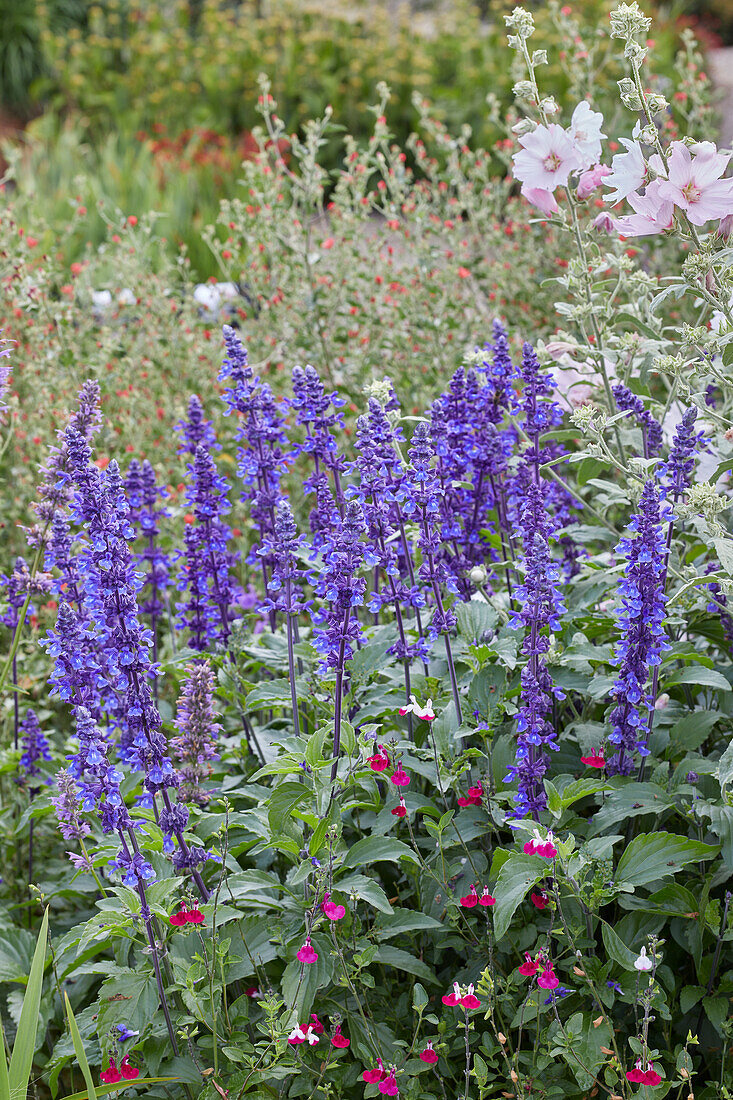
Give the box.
[478,887,495,907]
[186,908,204,924]
[322,237,335,249]
[378,1068,399,1096]
[537,967,559,990]
[419,1041,439,1064]
[309,1014,325,1034]
[458,266,471,278]
[643,1069,662,1086]
[441,982,461,1006]
[169,909,188,926]
[331,1024,350,1048]
[461,990,481,1009]
[390,764,410,787]
[120,1057,139,1081]
[626,1065,646,1084]
[297,938,318,964]
[100,1061,122,1084]
[457,782,483,807]
[518,952,539,976]
[580,749,606,769]
[460,885,478,908]
[391,797,407,818]
[321,893,346,921]
[531,891,549,910]
[367,747,390,772]
[524,831,558,859]
[363,1059,388,1083]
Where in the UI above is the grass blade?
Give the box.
[8,906,48,1097]
[63,994,97,1100]
[0,1020,10,1100]
[61,1078,180,1100]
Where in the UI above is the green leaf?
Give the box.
[491,853,546,940]
[714,537,733,576]
[375,945,438,985]
[412,983,429,1012]
[679,985,705,1014]
[374,911,444,940]
[703,996,728,1032]
[615,832,719,888]
[8,907,48,1098]
[588,782,673,836]
[268,781,311,834]
[670,711,723,753]
[717,738,733,794]
[663,666,731,692]
[246,679,294,709]
[601,921,637,970]
[61,1080,180,1100]
[342,836,419,869]
[63,994,97,1100]
[455,600,498,641]
[95,969,159,1036]
[336,874,393,914]
[0,1020,10,1100]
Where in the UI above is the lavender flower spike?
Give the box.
[607,481,670,776]
[172,662,221,806]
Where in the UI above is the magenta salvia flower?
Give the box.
[612,384,662,459]
[297,937,318,964]
[607,481,670,775]
[171,661,221,806]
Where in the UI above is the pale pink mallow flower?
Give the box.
[613,180,674,238]
[568,101,606,169]
[513,123,583,193]
[604,130,647,204]
[577,163,611,200]
[656,141,733,226]
[593,211,615,232]
[520,185,558,215]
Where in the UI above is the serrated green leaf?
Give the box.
[491,853,546,940]
[616,832,719,888]
[342,836,419,868]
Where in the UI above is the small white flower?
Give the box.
[289,1025,306,1042]
[634,946,653,972]
[399,695,435,721]
[304,1026,319,1045]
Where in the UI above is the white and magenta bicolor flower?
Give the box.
[399,695,435,721]
[523,829,558,859]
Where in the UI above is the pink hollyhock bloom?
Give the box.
[460,985,481,1009]
[120,1057,139,1081]
[478,887,496,907]
[718,212,733,239]
[331,1024,350,1048]
[613,180,674,237]
[460,885,479,908]
[605,139,646,203]
[420,1041,439,1064]
[322,893,346,921]
[577,163,611,199]
[363,1059,388,1083]
[309,1014,325,1034]
[390,764,410,787]
[569,101,606,168]
[457,782,483,807]
[513,124,583,193]
[518,953,539,977]
[531,891,549,910]
[297,937,318,964]
[581,749,606,768]
[100,1061,123,1084]
[378,1068,399,1096]
[520,184,559,215]
[391,797,407,818]
[399,694,435,721]
[442,982,462,1006]
[656,140,733,225]
[367,746,390,772]
[537,967,559,990]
